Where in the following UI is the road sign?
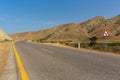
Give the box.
[103,31,109,37]
[103,30,109,52]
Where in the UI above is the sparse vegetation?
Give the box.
[10,15,120,55]
[89,36,98,47]
[10,15,120,42]
[4,39,10,42]
[77,42,120,54]
[32,40,35,42]
[36,40,120,54]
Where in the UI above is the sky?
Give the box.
[0,0,120,34]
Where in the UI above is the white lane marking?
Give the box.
[41,49,55,53]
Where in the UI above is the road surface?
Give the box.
[15,41,120,80]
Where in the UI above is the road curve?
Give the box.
[15,41,120,80]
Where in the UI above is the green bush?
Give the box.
[32,40,35,42]
[65,42,78,47]
[4,39,9,41]
[36,40,120,54]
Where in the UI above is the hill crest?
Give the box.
[10,15,120,42]
[0,28,13,41]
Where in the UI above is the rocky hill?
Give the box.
[10,15,120,42]
[0,29,13,41]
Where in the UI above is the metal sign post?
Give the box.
[78,42,80,48]
[104,36,107,52]
[103,31,109,52]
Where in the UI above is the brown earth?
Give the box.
[10,15,120,42]
[0,42,11,78]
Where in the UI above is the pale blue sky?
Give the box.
[0,0,120,34]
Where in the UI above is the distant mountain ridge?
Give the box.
[0,28,13,41]
[10,15,120,42]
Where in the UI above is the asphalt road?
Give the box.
[15,41,120,80]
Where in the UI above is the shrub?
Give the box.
[32,40,35,42]
[4,39,9,42]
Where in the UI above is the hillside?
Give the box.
[0,29,12,41]
[10,15,120,42]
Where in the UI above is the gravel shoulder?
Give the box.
[1,47,18,80]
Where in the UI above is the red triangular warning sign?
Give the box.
[103,31,109,37]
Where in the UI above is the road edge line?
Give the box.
[13,45,29,80]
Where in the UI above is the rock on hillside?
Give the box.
[89,15,120,40]
[43,23,89,41]
[0,29,13,41]
[10,15,120,42]
[80,16,107,33]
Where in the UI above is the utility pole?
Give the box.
[104,37,107,52]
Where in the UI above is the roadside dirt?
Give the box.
[0,42,11,79]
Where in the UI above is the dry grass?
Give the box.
[10,15,120,42]
[0,42,11,78]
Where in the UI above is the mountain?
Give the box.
[0,29,13,41]
[10,15,120,42]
